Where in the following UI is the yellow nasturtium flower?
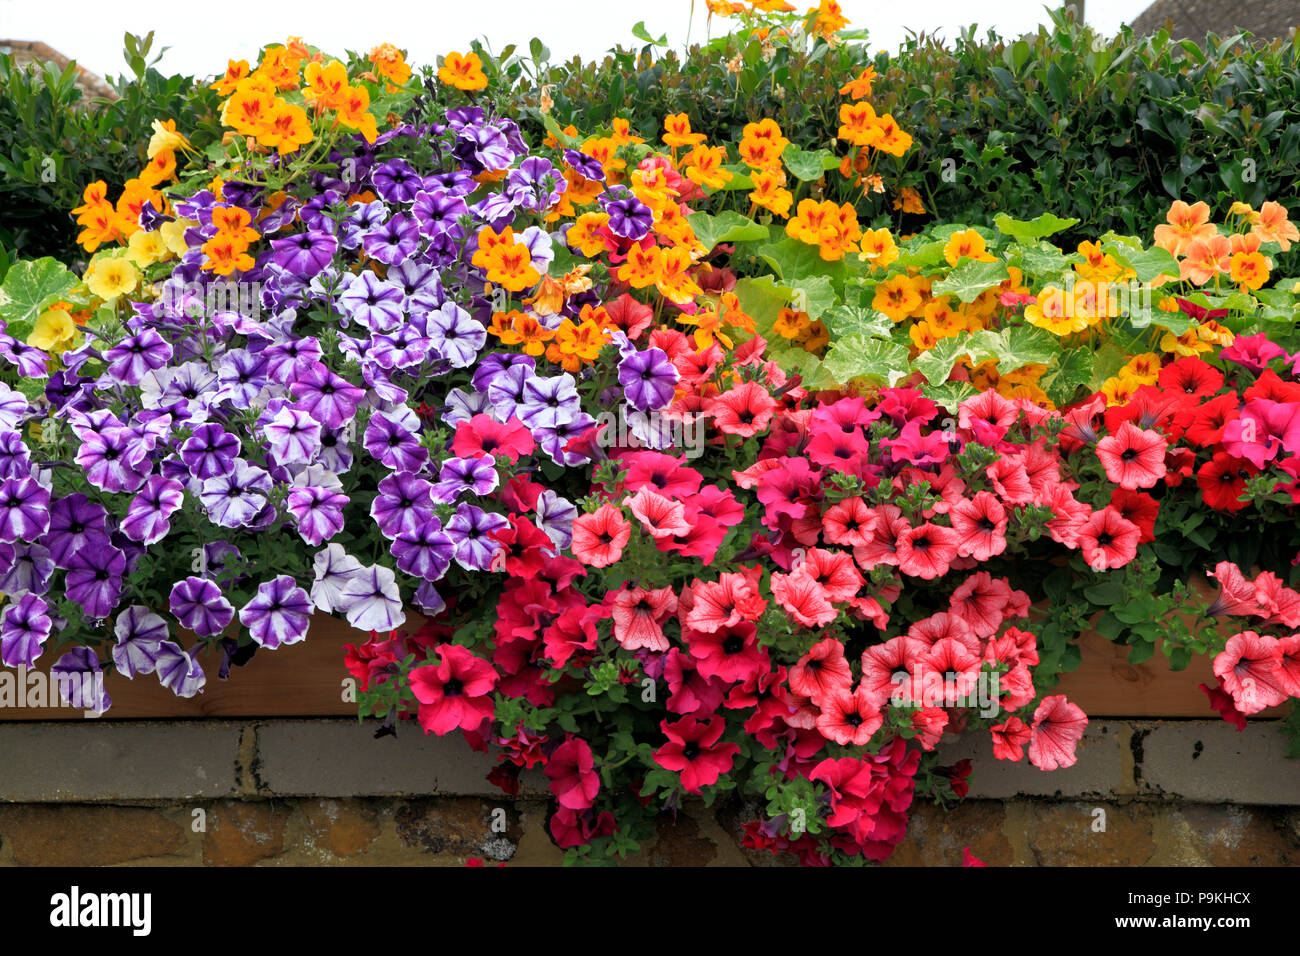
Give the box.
[28,306,77,352]
[85,256,139,300]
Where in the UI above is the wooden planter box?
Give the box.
[0,613,1273,721]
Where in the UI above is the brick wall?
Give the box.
[2,718,1297,866]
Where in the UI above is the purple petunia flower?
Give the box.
[517,373,581,431]
[371,158,424,204]
[337,564,405,632]
[42,493,109,568]
[120,475,185,546]
[169,576,236,638]
[200,460,272,528]
[388,259,443,314]
[216,349,270,408]
[74,428,148,494]
[472,352,536,394]
[51,647,110,713]
[618,346,679,411]
[535,490,578,550]
[264,405,322,466]
[362,212,421,266]
[413,580,445,615]
[442,387,492,426]
[432,456,499,503]
[64,545,126,620]
[364,409,428,472]
[370,326,433,371]
[0,335,51,378]
[290,362,367,430]
[111,605,170,678]
[155,641,206,698]
[370,471,435,539]
[506,157,564,212]
[317,426,354,474]
[181,423,242,479]
[563,148,605,182]
[1,593,51,667]
[0,542,53,596]
[270,230,338,278]
[286,485,349,546]
[444,504,509,571]
[485,364,535,422]
[310,544,365,613]
[425,302,486,368]
[239,575,313,649]
[411,188,469,240]
[338,271,404,332]
[262,336,324,386]
[535,411,597,467]
[390,521,456,581]
[103,329,173,386]
[339,199,389,250]
[601,187,654,240]
[0,475,50,543]
[0,430,30,481]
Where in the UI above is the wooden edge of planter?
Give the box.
[0,615,1283,721]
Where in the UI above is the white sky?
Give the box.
[1,0,1149,81]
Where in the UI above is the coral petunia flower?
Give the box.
[1095,421,1167,490]
[607,585,677,652]
[1212,631,1288,715]
[816,685,883,746]
[788,636,853,705]
[570,503,632,568]
[1075,506,1140,571]
[1027,695,1088,771]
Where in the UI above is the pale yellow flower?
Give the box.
[85,256,139,300]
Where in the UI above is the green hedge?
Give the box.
[4,13,1300,266]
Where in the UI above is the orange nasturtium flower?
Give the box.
[808,0,850,36]
[894,186,925,215]
[369,43,412,87]
[748,168,793,218]
[471,227,540,292]
[656,247,705,304]
[858,228,899,270]
[1152,200,1217,257]
[872,274,924,321]
[682,145,733,191]
[942,229,994,266]
[438,51,488,91]
[335,85,379,144]
[259,100,314,155]
[871,114,912,157]
[211,59,251,96]
[257,45,303,91]
[1179,234,1231,286]
[662,113,706,149]
[837,102,882,148]
[210,206,260,245]
[303,59,351,110]
[568,213,613,257]
[201,234,256,276]
[225,84,278,136]
[617,243,664,289]
[839,66,877,100]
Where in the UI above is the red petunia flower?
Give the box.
[544,737,601,810]
[1158,357,1223,402]
[685,621,768,683]
[1095,421,1167,490]
[452,413,535,462]
[1198,680,1248,731]
[654,716,741,792]
[1109,488,1158,544]
[623,487,692,539]
[1183,393,1240,448]
[1196,452,1257,513]
[410,644,499,736]
[618,449,703,499]
[990,716,1031,761]
[770,570,838,628]
[822,496,876,548]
